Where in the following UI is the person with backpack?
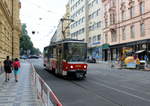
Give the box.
[3,56,12,82]
[13,58,20,82]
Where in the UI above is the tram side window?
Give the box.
[49,48,52,58]
[44,48,48,57]
[63,43,69,61]
[53,48,57,58]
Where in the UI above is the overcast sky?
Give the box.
[20,0,68,52]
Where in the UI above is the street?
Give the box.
[31,59,150,106]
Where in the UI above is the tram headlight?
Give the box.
[84,65,87,68]
[70,65,73,68]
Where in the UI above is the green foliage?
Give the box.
[20,24,41,56]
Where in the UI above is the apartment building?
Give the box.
[102,0,150,61]
[87,0,103,61]
[69,0,104,61]
[69,0,87,41]
[0,0,21,62]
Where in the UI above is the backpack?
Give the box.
[14,64,18,70]
[4,60,12,68]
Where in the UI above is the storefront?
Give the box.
[102,43,110,61]
[102,39,150,61]
[88,46,103,61]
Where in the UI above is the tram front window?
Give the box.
[64,43,87,62]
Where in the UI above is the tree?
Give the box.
[20,24,41,56]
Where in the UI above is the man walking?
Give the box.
[3,56,12,82]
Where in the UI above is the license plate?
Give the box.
[76,65,81,68]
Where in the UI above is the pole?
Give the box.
[61,19,65,39]
[61,18,74,40]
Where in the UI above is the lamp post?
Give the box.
[60,18,74,40]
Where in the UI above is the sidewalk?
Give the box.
[0,61,42,106]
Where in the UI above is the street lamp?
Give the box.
[60,18,74,39]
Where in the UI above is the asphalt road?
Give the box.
[30,59,150,106]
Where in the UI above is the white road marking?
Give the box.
[93,81,150,103]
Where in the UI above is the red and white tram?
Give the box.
[43,39,88,79]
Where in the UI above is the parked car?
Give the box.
[87,57,96,63]
[20,55,28,59]
[28,55,39,59]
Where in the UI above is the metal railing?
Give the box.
[31,64,62,106]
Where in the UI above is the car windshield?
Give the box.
[64,42,87,62]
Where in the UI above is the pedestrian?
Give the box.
[13,58,20,82]
[3,56,12,82]
[144,55,148,61]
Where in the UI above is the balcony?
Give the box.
[109,24,117,31]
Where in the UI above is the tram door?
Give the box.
[56,44,63,74]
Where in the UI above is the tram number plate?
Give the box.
[76,65,81,68]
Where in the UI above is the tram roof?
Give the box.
[50,39,86,45]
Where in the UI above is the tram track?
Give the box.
[32,63,150,106]
[34,64,122,106]
[70,80,123,106]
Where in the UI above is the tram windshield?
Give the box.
[64,42,87,62]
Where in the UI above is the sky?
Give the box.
[20,0,68,52]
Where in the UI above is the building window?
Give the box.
[130,25,135,38]
[129,6,134,18]
[105,34,108,43]
[140,2,144,14]
[122,27,126,40]
[111,30,117,42]
[97,34,101,41]
[105,19,108,28]
[121,10,125,21]
[140,23,145,36]
[89,37,91,43]
[93,36,97,43]
[110,13,116,25]
[97,21,101,28]
[110,0,115,7]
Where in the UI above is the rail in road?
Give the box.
[31,60,150,106]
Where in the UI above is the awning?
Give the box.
[102,43,110,49]
[135,50,145,54]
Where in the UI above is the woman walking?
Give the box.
[13,58,20,82]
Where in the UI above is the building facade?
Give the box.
[0,0,21,62]
[69,0,88,41]
[102,0,150,61]
[87,0,104,61]
[69,0,104,61]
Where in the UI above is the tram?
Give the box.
[43,39,88,79]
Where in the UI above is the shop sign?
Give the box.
[102,43,110,49]
[92,42,101,45]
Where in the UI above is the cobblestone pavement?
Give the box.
[0,61,42,106]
